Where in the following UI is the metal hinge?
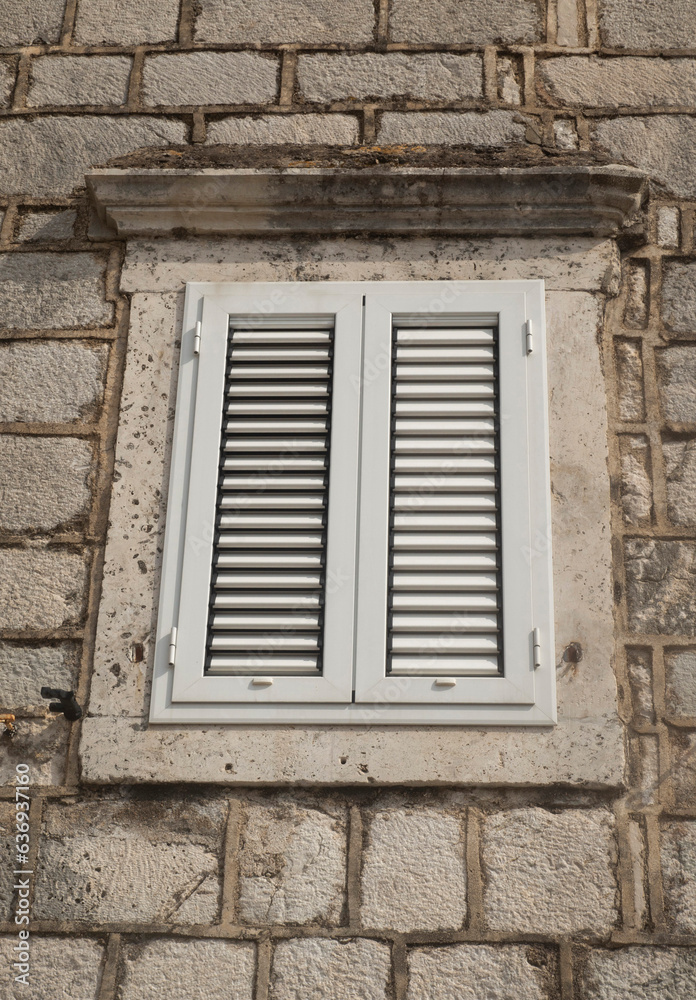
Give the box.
[525,319,533,355]
[532,627,541,669]
[168,626,178,666]
[193,320,202,356]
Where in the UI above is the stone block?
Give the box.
[0,547,88,629]
[658,207,680,249]
[120,939,255,1000]
[582,947,696,1000]
[662,259,696,335]
[656,346,696,423]
[27,55,131,106]
[482,808,618,934]
[665,648,696,717]
[0,340,107,423]
[669,732,696,804]
[0,0,65,45]
[0,60,14,108]
[663,437,696,526]
[623,260,648,329]
[0,252,112,330]
[594,116,696,199]
[238,799,346,924]
[0,640,79,710]
[195,0,374,43]
[662,820,696,932]
[0,717,69,785]
[207,114,358,145]
[539,57,696,108]
[143,52,279,107]
[0,116,186,197]
[34,796,226,923]
[0,936,104,1000]
[619,434,652,525]
[390,0,542,43]
[74,0,179,44]
[407,945,554,1000]
[297,53,482,102]
[361,806,466,931]
[497,57,521,104]
[378,110,528,146]
[0,436,93,533]
[626,647,655,724]
[17,209,77,242]
[554,119,579,150]
[614,340,645,421]
[270,938,391,1000]
[625,539,696,637]
[627,733,659,807]
[599,0,696,49]
[0,802,15,920]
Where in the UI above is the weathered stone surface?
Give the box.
[0,936,104,1000]
[207,114,359,145]
[0,548,88,629]
[238,799,346,924]
[625,539,696,637]
[669,732,696,804]
[497,56,521,104]
[0,0,65,45]
[0,60,14,107]
[663,437,696,525]
[554,119,579,150]
[0,116,186,197]
[656,346,696,423]
[557,0,580,45]
[583,947,696,999]
[0,252,112,330]
[627,733,659,807]
[623,259,648,329]
[626,647,655,724]
[195,0,374,43]
[483,808,618,934]
[658,206,680,249]
[0,717,69,785]
[600,0,696,50]
[0,640,79,710]
[298,53,482,102]
[594,116,696,199]
[74,0,179,43]
[662,259,696,334]
[270,938,391,1000]
[540,57,696,108]
[143,52,279,107]
[361,806,466,931]
[0,803,15,920]
[27,55,132,106]
[665,648,696,717]
[378,110,528,146]
[619,434,652,525]
[390,0,542,43]
[407,945,552,1000]
[0,340,107,422]
[34,797,225,923]
[0,436,92,533]
[662,821,696,932]
[120,939,255,1000]
[17,209,77,241]
[614,340,645,421]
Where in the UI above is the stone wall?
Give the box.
[1,0,696,996]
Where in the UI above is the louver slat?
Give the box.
[388,328,502,678]
[206,327,333,677]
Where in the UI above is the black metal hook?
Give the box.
[40,688,83,722]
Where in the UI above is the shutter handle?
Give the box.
[434,678,457,688]
[251,677,274,687]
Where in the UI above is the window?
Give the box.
[150,281,555,725]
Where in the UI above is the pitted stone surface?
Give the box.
[34,797,225,923]
[270,938,391,1000]
[27,55,132,106]
[663,437,696,526]
[0,548,88,629]
[619,434,652,525]
[361,806,466,931]
[0,60,14,108]
[0,340,107,422]
[662,821,696,932]
[583,947,696,999]
[625,539,696,637]
[482,808,618,934]
[120,939,255,1000]
[656,347,696,423]
[17,209,77,242]
[539,57,696,108]
[390,0,542,43]
[74,0,180,44]
[195,0,374,43]
[207,114,359,145]
[238,799,346,924]
[407,945,551,1000]
[626,648,655,724]
[623,260,648,329]
[0,436,92,533]
[298,53,482,102]
[0,0,65,45]
[0,717,69,786]
[662,260,696,334]
[0,936,104,1000]
[378,110,528,146]
[0,253,112,329]
[0,116,186,197]
[665,648,696,717]
[594,116,696,198]
[614,340,645,421]
[658,207,681,249]
[599,0,696,50]
[143,52,279,106]
[0,641,79,710]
